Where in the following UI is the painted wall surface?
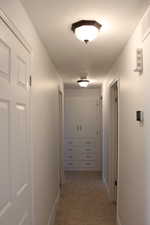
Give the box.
[0,1,63,225]
[102,6,150,225]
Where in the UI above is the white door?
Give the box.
[0,17,31,225]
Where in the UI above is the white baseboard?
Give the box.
[48,190,60,225]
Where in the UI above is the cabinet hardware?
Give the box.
[77,125,79,131]
[29,75,32,87]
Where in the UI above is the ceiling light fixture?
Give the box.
[77,77,90,88]
[71,20,102,44]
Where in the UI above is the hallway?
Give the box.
[55,172,116,225]
[1,1,150,225]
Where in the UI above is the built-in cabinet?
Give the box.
[64,89,101,171]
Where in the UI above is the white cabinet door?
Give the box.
[65,96,99,138]
[64,97,81,137]
[75,97,99,138]
[0,18,31,225]
[64,91,101,171]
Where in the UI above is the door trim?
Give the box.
[110,79,120,218]
[0,8,32,53]
[58,88,65,188]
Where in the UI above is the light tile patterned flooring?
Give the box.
[55,171,116,225]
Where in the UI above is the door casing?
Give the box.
[110,80,119,217]
[58,89,64,189]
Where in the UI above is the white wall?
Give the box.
[0,1,63,225]
[102,6,150,225]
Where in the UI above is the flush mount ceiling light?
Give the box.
[77,77,90,88]
[71,20,102,44]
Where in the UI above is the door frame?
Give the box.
[58,89,64,189]
[0,8,33,225]
[110,79,119,216]
[0,8,31,53]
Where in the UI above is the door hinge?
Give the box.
[115,97,118,103]
[29,75,32,87]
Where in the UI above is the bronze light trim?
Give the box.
[71,20,102,32]
[71,20,102,43]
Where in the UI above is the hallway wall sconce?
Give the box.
[71,20,102,44]
[77,76,90,87]
[134,48,143,74]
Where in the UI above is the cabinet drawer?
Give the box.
[65,139,81,146]
[64,154,74,160]
[80,161,96,168]
[80,153,96,160]
[64,161,74,168]
[82,139,96,146]
[64,146,80,154]
[64,160,80,168]
[64,152,80,160]
[64,146,74,153]
[65,139,74,145]
[81,146,95,153]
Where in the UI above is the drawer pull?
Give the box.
[85,163,91,165]
[68,163,73,165]
[68,148,73,151]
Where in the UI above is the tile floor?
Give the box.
[55,171,116,225]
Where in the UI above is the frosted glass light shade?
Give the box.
[77,79,89,87]
[71,20,102,43]
[75,25,99,42]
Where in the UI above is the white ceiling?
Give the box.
[22,0,148,86]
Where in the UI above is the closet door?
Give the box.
[0,17,31,225]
